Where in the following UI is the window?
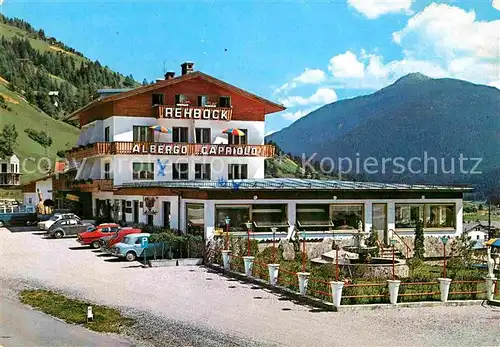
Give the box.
[133,126,154,142]
[1,163,6,173]
[173,163,189,180]
[195,128,211,144]
[132,163,154,180]
[104,126,110,142]
[175,94,188,105]
[395,204,455,229]
[477,235,480,240]
[395,205,424,228]
[228,164,247,179]
[10,164,14,172]
[198,95,208,107]
[104,162,111,180]
[252,204,288,231]
[195,163,210,180]
[152,93,164,106]
[330,205,363,230]
[215,205,250,232]
[228,129,247,145]
[219,96,231,108]
[172,127,189,143]
[186,203,204,236]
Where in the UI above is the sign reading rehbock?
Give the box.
[159,106,232,121]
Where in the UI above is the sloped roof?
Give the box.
[66,71,285,120]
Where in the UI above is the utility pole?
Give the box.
[488,199,492,240]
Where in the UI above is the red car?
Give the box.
[77,223,121,248]
[100,228,142,253]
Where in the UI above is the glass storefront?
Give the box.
[396,204,455,229]
[330,204,363,230]
[215,205,250,232]
[296,204,333,231]
[252,204,288,232]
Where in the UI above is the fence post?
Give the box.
[297,272,310,296]
[243,256,255,277]
[267,264,280,286]
[438,278,452,302]
[485,277,497,301]
[387,280,401,305]
[329,281,344,308]
[221,250,232,271]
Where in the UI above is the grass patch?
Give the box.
[19,289,133,333]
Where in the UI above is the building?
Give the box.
[57,62,469,243]
[0,155,20,186]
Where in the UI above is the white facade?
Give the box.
[23,177,53,206]
[0,155,20,186]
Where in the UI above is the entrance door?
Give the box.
[163,201,171,228]
[133,200,139,224]
[372,204,388,244]
[147,214,154,226]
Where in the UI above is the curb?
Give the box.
[488,300,500,307]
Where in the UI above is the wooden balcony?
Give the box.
[155,105,233,121]
[68,142,275,160]
[53,178,113,192]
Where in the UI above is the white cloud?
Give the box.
[489,81,500,89]
[493,0,500,10]
[280,109,314,122]
[274,68,326,94]
[280,88,338,108]
[348,0,414,19]
[328,51,365,78]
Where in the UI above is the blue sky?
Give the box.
[1,0,499,134]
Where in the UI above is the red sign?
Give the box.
[158,106,232,121]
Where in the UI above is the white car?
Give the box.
[37,213,80,230]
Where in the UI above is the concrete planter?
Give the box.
[177,258,203,266]
[267,264,280,286]
[387,280,401,305]
[221,250,232,271]
[297,272,310,296]
[485,277,497,301]
[438,278,452,302]
[149,259,178,267]
[243,256,255,277]
[329,281,344,308]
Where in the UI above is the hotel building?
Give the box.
[52,62,468,243]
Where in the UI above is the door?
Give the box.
[133,201,139,224]
[372,204,388,244]
[163,201,171,228]
[121,200,126,223]
[147,214,154,226]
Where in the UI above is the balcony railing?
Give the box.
[67,142,275,160]
[155,105,233,121]
[53,178,113,192]
[0,173,21,186]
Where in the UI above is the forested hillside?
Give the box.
[0,14,137,119]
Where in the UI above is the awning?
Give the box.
[297,220,335,228]
[252,221,290,228]
[485,238,500,248]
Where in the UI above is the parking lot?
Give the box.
[1,228,500,347]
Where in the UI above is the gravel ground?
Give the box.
[1,228,500,347]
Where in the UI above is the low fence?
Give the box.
[218,252,498,308]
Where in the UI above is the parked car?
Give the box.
[38,213,80,230]
[110,233,163,261]
[76,223,121,248]
[46,218,93,238]
[100,227,142,254]
[0,205,37,227]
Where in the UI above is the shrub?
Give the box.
[24,128,52,147]
[414,220,425,259]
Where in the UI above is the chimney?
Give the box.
[181,61,194,75]
[165,71,175,80]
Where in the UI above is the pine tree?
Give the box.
[413,220,425,259]
[0,123,18,158]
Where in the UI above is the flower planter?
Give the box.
[438,278,452,302]
[243,256,255,277]
[267,264,280,286]
[221,250,232,271]
[177,258,203,266]
[485,277,497,301]
[329,281,344,308]
[149,259,178,268]
[387,280,401,305]
[297,272,310,296]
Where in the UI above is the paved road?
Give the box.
[1,229,500,347]
[0,293,132,347]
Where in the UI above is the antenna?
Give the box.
[163,61,167,75]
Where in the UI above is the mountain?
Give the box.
[267,74,500,193]
[0,14,139,184]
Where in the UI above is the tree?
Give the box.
[450,232,475,267]
[142,78,148,86]
[0,123,18,158]
[413,220,425,259]
[123,74,135,87]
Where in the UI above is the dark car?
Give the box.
[46,218,94,239]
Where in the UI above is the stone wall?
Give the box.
[396,236,458,258]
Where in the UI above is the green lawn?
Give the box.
[464,213,500,222]
[0,83,80,182]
